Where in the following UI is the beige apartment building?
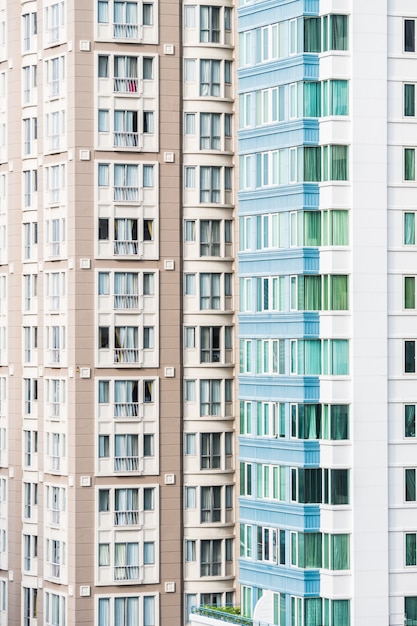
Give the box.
[0,0,237,624]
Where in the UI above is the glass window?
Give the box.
[405,19,416,53]
[405,405,416,438]
[406,341,416,373]
[406,469,417,502]
[405,148,416,181]
[405,84,416,117]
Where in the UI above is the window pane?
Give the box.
[405,277,416,309]
[405,84,416,116]
[405,341,416,373]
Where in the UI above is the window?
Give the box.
[405,19,416,53]
[256,277,284,312]
[201,486,221,522]
[200,113,220,149]
[45,2,65,44]
[24,430,38,467]
[23,482,38,519]
[200,166,220,202]
[405,84,416,117]
[200,59,220,96]
[291,274,349,311]
[406,597,417,626]
[405,212,416,245]
[240,462,252,496]
[405,277,416,309]
[23,587,38,625]
[45,592,66,626]
[291,468,349,504]
[405,405,416,438]
[406,469,417,502]
[322,14,349,51]
[97,595,156,626]
[405,148,416,181]
[406,533,417,566]
[290,339,349,375]
[405,341,416,373]
[200,539,221,576]
[200,6,220,42]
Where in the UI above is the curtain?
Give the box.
[304,211,321,246]
[405,212,416,245]
[304,17,321,52]
[99,543,110,566]
[332,600,350,626]
[98,110,109,132]
[331,405,349,440]
[405,405,416,437]
[330,145,348,180]
[405,277,416,309]
[303,276,321,310]
[405,148,416,181]
[405,84,415,116]
[304,147,321,182]
[406,469,416,501]
[200,60,210,96]
[331,15,348,51]
[304,82,321,117]
[302,340,321,375]
[331,275,348,310]
[330,339,349,375]
[98,1,109,24]
[201,486,214,522]
[98,163,109,186]
[332,534,349,570]
[305,599,322,626]
[331,80,348,115]
[144,597,155,626]
[331,209,349,245]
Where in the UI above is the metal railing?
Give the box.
[191,607,271,626]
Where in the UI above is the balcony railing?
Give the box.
[114,565,139,580]
[50,508,60,525]
[49,241,61,257]
[114,348,139,363]
[114,294,139,309]
[114,402,139,418]
[114,456,139,472]
[47,26,60,44]
[114,132,139,148]
[49,80,60,98]
[50,562,60,578]
[114,240,139,255]
[114,78,139,93]
[49,455,60,471]
[114,186,139,202]
[50,349,61,364]
[113,23,139,39]
[114,510,139,526]
[191,607,270,626]
[49,402,61,418]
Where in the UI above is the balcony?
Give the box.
[50,508,60,526]
[114,186,139,202]
[50,562,61,579]
[48,455,61,472]
[47,26,60,44]
[114,402,139,418]
[114,565,139,581]
[114,240,139,256]
[114,78,139,93]
[49,241,61,257]
[114,132,139,148]
[114,294,140,309]
[48,402,61,419]
[114,348,139,364]
[114,510,139,526]
[114,456,139,472]
[48,80,61,99]
[191,607,269,626]
[113,23,139,39]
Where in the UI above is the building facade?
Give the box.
[237,1,417,626]
[0,0,237,625]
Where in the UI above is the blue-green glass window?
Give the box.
[304,147,321,181]
[304,18,321,52]
[330,80,349,115]
[305,598,322,626]
[405,405,416,438]
[405,148,416,181]
[304,82,321,117]
[406,468,416,501]
[404,212,416,245]
[405,277,416,309]
[330,145,348,180]
[405,84,416,117]
[406,533,417,566]
[329,15,348,51]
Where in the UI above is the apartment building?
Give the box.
[231,1,417,626]
[0,0,237,625]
